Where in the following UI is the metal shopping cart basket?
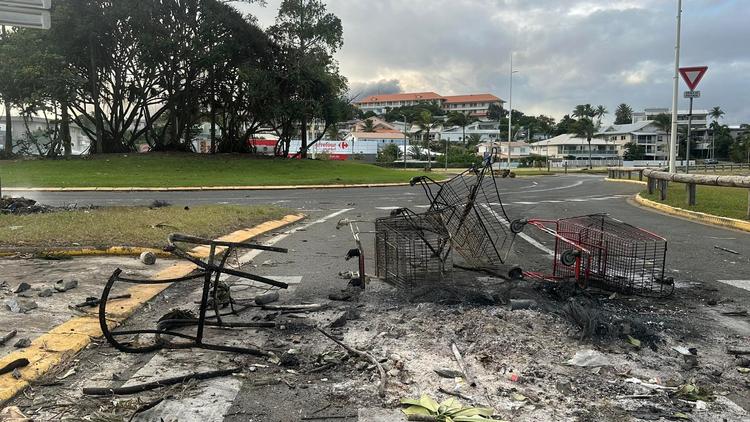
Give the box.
[512,214,673,297]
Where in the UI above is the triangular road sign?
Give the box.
[679,66,708,91]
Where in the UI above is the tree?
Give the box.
[377,143,400,163]
[595,105,607,126]
[446,112,474,145]
[572,104,596,120]
[415,110,434,169]
[623,142,645,160]
[574,117,596,169]
[555,114,577,135]
[614,103,633,125]
[652,113,672,159]
[487,103,506,121]
[269,0,345,159]
[362,118,375,132]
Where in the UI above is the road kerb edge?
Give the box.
[604,178,647,185]
[634,193,750,233]
[0,213,304,404]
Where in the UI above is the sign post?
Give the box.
[679,66,708,174]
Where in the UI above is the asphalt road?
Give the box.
[10,173,750,421]
[12,174,750,292]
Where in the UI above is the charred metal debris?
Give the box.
[343,156,673,297]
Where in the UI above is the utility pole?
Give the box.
[685,97,693,173]
[668,0,682,173]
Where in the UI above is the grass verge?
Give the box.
[0,153,437,188]
[0,205,289,249]
[641,184,749,220]
[513,168,609,176]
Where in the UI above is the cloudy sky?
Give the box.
[235,0,750,125]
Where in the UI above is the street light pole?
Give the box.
[508,52,518,170]
[669,0,682,173]
[402,114,408,169]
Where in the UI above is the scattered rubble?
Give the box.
[13,337,31,348]
[12,282,31,294]
[140,251,157,265]
[0,197,50,215]
[4,298,38,313]
[54,279,78,292]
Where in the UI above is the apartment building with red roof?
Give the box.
[355,92,503,118]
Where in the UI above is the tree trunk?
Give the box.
[61,98,72,157]
[300,115,308,159]
[3,98,10,158]
[426,130,431,170]
[462,125,466,146]
[88,34,104,154]
[588,138,592,169]
[210,66,216,155]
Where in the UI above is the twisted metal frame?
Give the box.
[99,234,289,355]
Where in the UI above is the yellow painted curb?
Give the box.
[605,178,647,185]
[0,247,171,259]
[634,194,750,233]
[0,213,304,404]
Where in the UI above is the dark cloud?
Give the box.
[348,79,403,100]
[235,0,750,124]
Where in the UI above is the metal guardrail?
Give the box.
[641,169,750,220]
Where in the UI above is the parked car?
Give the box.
[704,158,719,165]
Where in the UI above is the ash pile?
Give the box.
[0,197,51,215]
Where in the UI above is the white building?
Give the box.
[440,121,503,143]
[529,134,618,160]
[477,141,531,160]
[0,116,90,155]
[597,121,668,160]
[632,108,710,155]
[355,92,504,117]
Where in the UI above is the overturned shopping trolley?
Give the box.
[511,214,673,297]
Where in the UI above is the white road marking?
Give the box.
[376,206,403,210]
[480,204,555,256]
[717,280,750,292]
[502,180,585,194]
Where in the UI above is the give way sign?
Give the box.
[679,66,708,91]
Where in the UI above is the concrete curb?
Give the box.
[634,193,750,233]
[604,178,647,186]
[0,246,171,258]
[4,182,414,192]
[0,213,305,405]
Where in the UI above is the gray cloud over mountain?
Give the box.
[235,0,750,124]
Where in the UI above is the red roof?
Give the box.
[443,94,502,104]
[356,92,443,104]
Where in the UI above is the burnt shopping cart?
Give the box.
[511,214,673,297]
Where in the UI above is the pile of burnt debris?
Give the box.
[0,197,51,215]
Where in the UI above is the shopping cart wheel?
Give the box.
[510,219,527,234]
[560,249,581,267]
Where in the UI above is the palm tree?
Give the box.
[362,119,375,133]
[415,110,434,169]
[574,117,596,169]
[595,105,607,127]
[708,106,725,160]
[572,104,596,120]
[653,113,672,161]
[446,112,474,146]
[614,103,633,124]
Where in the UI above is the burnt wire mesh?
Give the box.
[551,214,670,297]
[416,165,514,269]
[375,210,452,290]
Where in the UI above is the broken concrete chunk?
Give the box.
[5,298,38,313]
[140,251,156,265]
[37,288,54,298]
[54,279,78,292]
[434,368,464,378]
[330,308,360,328]
[13,283,31,294]
[17,290,36,298]
[567,350,612,367]
[254,291,280,306]
[13,338,31,348]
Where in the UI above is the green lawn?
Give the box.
[642,184,749,220]
[0,205,289,248]
[0,153,437,188]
